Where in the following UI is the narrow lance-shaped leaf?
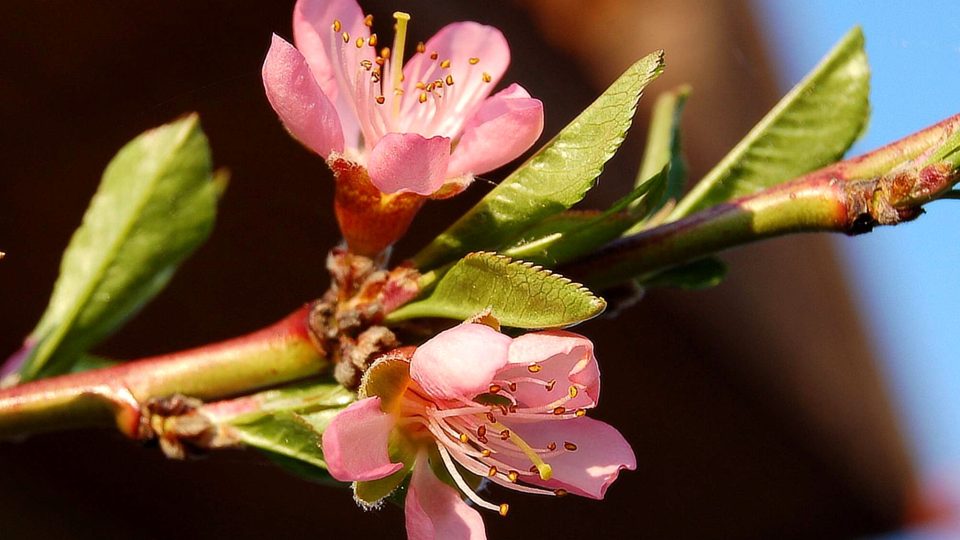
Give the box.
[19,115,219,380]
[386,252,606,328]
[411,51,665,271]
[624,85,690,234]
[668,27,870,220]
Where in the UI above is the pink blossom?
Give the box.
[322,323,636,540]
[262,0,544,197]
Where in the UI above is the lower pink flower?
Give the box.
[321,322,636,540]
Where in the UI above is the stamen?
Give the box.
[499,504,510,517]
[342,32,350,44]
[436,444,503,513]
[430,51,439,60]
[360,59,373,70]
[483,72,492,83]
[564,441,578,451]
[445,74,455,86]
[416,41,426,53]
[415,81,426,89]
[547,442,557,451]
[368,34,378,47]
[418,92,427,103]
[568,385,579,399]
[364,14,374,27]
[554,488,568,497]
[489,384,502,394]
[486,412,497,423]
[545,380,557,392]
[469,57,480,65]
[489,421,553,481]
[527,363,542,373]
[575,408,586,417]
[553,406,566,415]
[488,465,498,477]
[440,59,451,69]
[390,11,410,118]
[481,449,492,458]
[356,37,365,48]
[459,433,469,443]
[332,19,342,32]
[381,47,391,59]
[477,425,487,438]
[507,470,519,483]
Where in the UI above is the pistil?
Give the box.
[390,11,411,118]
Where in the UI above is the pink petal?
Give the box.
[447,84,544,177]
[293,0,371,148]
[262,34,344,158]
[503,416,636,499]
[500,330,600,410]
[368,133,452,195]
[405,453,486,540]
[321,397,403,482]
[400,22,510,137]
[410,323,511,401]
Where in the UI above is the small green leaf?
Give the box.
[625,86,690,234]
[638,258,727,290]
[501,177,660,266]
[227,380,355,473]
[231,411,331,469]
[412,51,665,270]
[387,252,605,328]
[669,27,869,219]
[21,115,219,380]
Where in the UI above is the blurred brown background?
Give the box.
[0,1,915,538]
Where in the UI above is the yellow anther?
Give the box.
[342,32,350,43]
[469,57,480,65]
[440,59,451,69]
[416,41,426,53]
[375,96,385,104]
[553,406,566,415]
[368,34,378,47]
[332,19,342,32]
[356,37,365,48]
[527,363,542,373]
[481,449,492,458]
[575,408,586,417]
[568,385,579,399]
[507,470,519,483]
[547,442,557,451]
[554,488,568,497]
[499,503,510,517]
[458,433,469,443]
[415,81,426,89]
[364,14,374,27]
[488,465,498,477]
[482,72,492,83]
[489,384,502,394]
[418,92,427,103]
[381,47,391,59]
[445,74,455,86]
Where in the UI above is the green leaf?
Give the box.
[625,86,690,234]
[227,380,355,473]
[669,27,869,220]
[638,258,727,290]
[20,115,218,380]
[386,252,606,328]
[501,176,661,266]
[412,51,665,270]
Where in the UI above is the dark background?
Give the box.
[0,1,915,538]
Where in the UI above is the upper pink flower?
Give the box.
[263,0,544,196]
[322,323,636,540]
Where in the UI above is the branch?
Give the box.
[564,113,960,289]
[0,306,328,439]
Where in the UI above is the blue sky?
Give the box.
[754,0,960,475]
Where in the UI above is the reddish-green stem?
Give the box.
[0,306,327,439]
[565,114,960,288]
